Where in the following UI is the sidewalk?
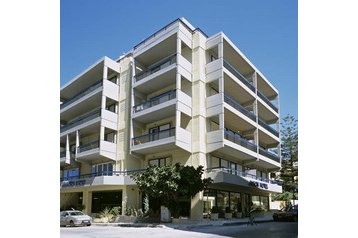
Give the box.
[92,217,273,229]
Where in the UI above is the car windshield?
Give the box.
[69,211,84,216]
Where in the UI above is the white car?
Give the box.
[60,210,92,227]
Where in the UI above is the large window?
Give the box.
[148,157,170,167]
[92,162,114,176]
[251,195,270,210]
[63,168,79,180]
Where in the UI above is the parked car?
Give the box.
[60,210,92,227]
[273,204,298,222]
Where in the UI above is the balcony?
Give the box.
[206,167,282,193]
[131,127,180,154]
[224,94,256,122]
[76,140,116,161]
[135,54,177,83]
[224,129,257,153]
[60,151,66,158]
[77,140,99,154]
[60,109,101,134]
[134,89,176,113]
[223,59,255,92]
[259,146,280,163]
[60,80,103,109]
[257,90,278,113]
[258,118,279,138]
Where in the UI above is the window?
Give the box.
[148,157,169,167]
[92,162,114,176]
[106,104,116,113]
[63,168,79,180]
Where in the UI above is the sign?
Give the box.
[248,181,268,190]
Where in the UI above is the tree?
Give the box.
[273,115,298,204]
[130,163,212,217]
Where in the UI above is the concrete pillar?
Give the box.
[100,126,105,141]
[82,190,92,214]
[218,40,223,59]
[103,66,108,80]
[75,130,80,158]
[177,37,182,55]
[191,192,203,220]
[65,134,70,164]
[176,72,181,90]
[122,187,139,215]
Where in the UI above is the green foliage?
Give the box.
[250,204,266,213]
[99,207,114,222]
[110,206,121,217]
[273,115,298,202]
[130,163,213,216]
[211,206,219,213]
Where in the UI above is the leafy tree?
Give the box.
[130,163,212,217]
[273,115,298,204]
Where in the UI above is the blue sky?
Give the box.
[61,0,297,119]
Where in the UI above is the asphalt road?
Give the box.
[60,222,298,238]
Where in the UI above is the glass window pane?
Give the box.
[251,195,260,206]
[149,159,158,166]
[261,196,269,210]
[220,159,229,168]
[211,156,220,168]
[217,191,229,217]
[230,192,241,215]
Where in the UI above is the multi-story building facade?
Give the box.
[60,18,282,220]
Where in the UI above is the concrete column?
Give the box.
[219,113,225,130]
[177,37,182,55]
[100,126,105,141]
[218,40,223,59]
[191,192,203,220]
[176,72,181,90]
[75,130,80,158]
[103,66,108,80]
[82,190,92,214]
[65,134,70,164]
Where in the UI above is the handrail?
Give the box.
[224,94,256,122]
[223,59,255,92]
[224,129,257,153]
[132,127,176,146]
[60,169,146,182]
[258,117,279,137]
[134,54,177,82]
[257,90,278,112]
[133,89,176,113]
[77,140,100,153]
[60,80,103,109]
[258,146,280,163]
[207,167,279,184]
[60,109,101,132]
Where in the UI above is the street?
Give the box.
[60,222,298,238]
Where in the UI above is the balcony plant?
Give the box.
[224,207,232,219]
[210,206,219,220]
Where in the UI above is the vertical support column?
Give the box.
[177,36,182,56]
[103,66,108,80]
[252,72,259,154]
[75,130,80,159]
[218,40,223,59]
[82,191,92,215]
[65,134,70,164]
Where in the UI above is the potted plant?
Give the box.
[225,207,232,219]
[210,206,219,220]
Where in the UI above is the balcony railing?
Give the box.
[257,90,278,112]
[60,169,145,182]
[224,129,257,153]
[132,127,176,146]
[258,118,279,137]
[259,146,280,163]
[60,80,103,109]
[77,140,100,153]
[207,167,280,185]
[223,60,255,92]
[133,89,176,113]
[224,94,256,122]
[134,54,177,82]
[60,109,101,133]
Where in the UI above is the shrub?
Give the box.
[100,207,114,222]
[110,206,121,217]
[211,206,219,213]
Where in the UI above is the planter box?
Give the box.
[224,213,232,219]
[211,213,219,220]
[118,215,137,223]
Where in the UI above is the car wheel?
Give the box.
[87,224,91,226]
[69,220,74,227]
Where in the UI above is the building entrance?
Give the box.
[91,191,122,213]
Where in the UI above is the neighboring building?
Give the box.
[60,18,282,220]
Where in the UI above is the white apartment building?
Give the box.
[60,18,282,220]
